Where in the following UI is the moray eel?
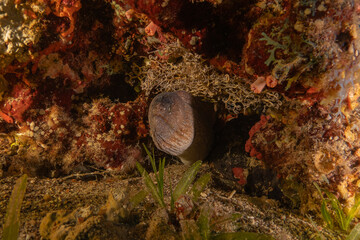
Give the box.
[148,91,215,165]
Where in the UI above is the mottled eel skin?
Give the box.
[148,91,215,165]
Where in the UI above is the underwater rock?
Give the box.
[0,95,148,177]
[145,208,178,240]
[0,1,151,176]
[79,96,148,171]
[246,102,360,211]
[0,0,46,68]
[39,192,133,240]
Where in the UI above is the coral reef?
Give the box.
[248,101,360,211]
[78,96,147,171]
[0,0,152,176]
[0,0,46,68]
[124,0,360,108]
[0,95,147,177]
[0,0,359,218]
[128,0,360,213]
[141,41,283,114]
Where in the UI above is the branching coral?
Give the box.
[141,42,283,114]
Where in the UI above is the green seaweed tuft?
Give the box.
[2,174,28,240]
